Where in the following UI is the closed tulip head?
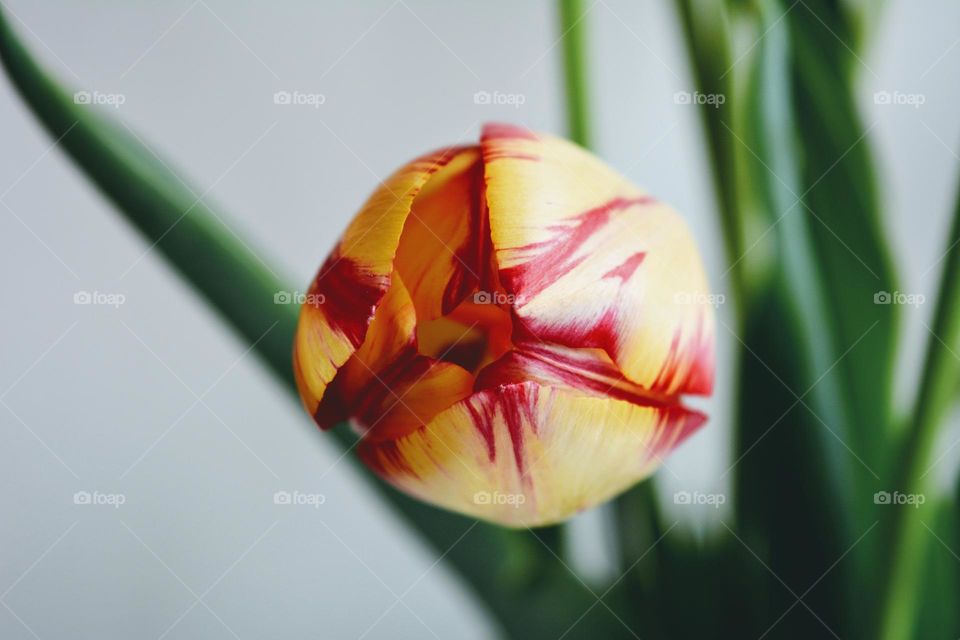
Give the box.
[294,124,715,527]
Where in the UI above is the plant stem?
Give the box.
[672,0,744,308]
[878,170,960,640]
[558,0,592,148]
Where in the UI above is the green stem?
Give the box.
[878,171,960,640]
[672,0,745,309]
[558,0,592,148]
[0,9,618,639]
[613,480,662,582]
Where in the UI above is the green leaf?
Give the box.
[877,158,960,640]
[673,0,748,305]
[696,0,873,635]
[0,9,626,639]
[912,495,960,639]
[780,1,900,631]
[787,0,899,481]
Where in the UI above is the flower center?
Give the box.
[415,299,513,374]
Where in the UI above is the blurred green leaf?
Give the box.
[912,495,960,639]
[788,0,898,483]
[782,2,900,631]
[674,0,747,305]
[678,1,904,636]
[676,0,881,635]
[878,158,960,640]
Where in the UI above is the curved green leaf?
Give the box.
[675,0,876,635]
[788,0,899,479]
[673,0,747,306]
[877,163,960,640]
[911,495,960,640]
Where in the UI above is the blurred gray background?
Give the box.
[1,1,959,638]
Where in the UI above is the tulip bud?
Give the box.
[294,124,714,527]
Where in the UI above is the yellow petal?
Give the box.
[360,360,474,442]
[313,271,475,439]
[481,124,714,396]
[294,146,475,415]
[338,272,416,390]
[394,148,496,320]
[312,271,417,428]
[359,382,705,527]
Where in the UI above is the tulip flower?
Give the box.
[294,124,714,527]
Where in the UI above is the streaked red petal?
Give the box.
[293,146,477,412]
[394,149,497,320]
[480,124,715,397]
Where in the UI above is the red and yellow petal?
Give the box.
[359,359,475,442]
[359,382,704,527]
[313,270,476,438]
[311,271,417,428]
[394,148,496,320]
[332,271,417,401]
[480,124,715,397]
[294,146,475,415]
[475,341,675,407]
